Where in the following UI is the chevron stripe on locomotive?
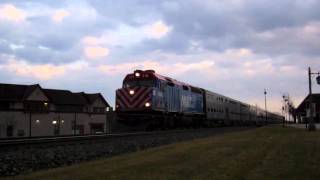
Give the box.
[115,70,283,129]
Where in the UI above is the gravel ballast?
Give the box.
[0,127,252,176]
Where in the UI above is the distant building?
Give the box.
[296,94,320,123]
[0,83,111,138]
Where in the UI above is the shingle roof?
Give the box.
[22,84,41,100]
[75,92,110,107]
[296,94,320,112]
[0,83,109,107]
[0,83,33,101]
[43,89,87,105]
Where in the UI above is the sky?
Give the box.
[0,0,320,113]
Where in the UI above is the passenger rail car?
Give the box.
[115,70,283,129]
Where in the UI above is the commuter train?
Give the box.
[115,70,283,129]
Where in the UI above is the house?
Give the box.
[295,94,320,123]
[0,83,111,138]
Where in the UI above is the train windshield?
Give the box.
[123,80,155,88]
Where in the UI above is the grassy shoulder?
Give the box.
[9,126,320,180]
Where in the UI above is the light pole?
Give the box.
[307,67,319,131]
[264,89,267,125]
[282,95,286,123]
[282,105,285,127]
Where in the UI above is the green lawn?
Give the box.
[9,126,320,180]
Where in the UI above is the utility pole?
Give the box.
[29,112,32,137]
[282,105,285,127]
[264,89,267,125]
[282,95,286,124]
[256,104,258,126]
[308,67,316,131]
[288,95,291,123]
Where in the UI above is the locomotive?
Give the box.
[115,70,282,129]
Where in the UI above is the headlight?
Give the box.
[145,102,151,107]
[129,90,135,95]
[135,72,140,77]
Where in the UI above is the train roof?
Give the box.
[124,70,203,91]
[123,70,283,116]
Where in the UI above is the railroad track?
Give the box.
[0,128,232,147]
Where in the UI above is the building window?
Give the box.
[0,101,10,110]
[6,125,13,137]
[90,123,104,134]
[73,125,84,135]
[56,105,83,113]
[93,107,105,113]
[24,101,49,112]
[17,129,25,137]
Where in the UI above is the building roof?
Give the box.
[43,89,88,105]
[22,84,41,100]
[0,83,110,107]
[0,83,32,101]
[75,92,110,107]
[296,94,320,112]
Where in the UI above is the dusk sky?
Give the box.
[0,0,320,113]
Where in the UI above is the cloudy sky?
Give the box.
[0,0,320,113]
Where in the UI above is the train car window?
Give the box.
[182,85,189,91]
[167,82,174,86]
[160,82,165,91]
[190,86,202,94]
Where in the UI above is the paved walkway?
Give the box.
[286,123,320,130]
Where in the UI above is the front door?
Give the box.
[6,125,13,137]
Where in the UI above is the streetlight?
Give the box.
[282,95,286,123]
[264,89,267,125]
[282,105,285,127]
[307,67,319,131]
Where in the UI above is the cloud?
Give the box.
[1,0,320,113]
[52,9,70,22]
[98,60,215,77]
[82,36,101,46]
[79,20,171,51]
[10,44,24,50]
[144,20,172,39]
[84,46,109,59]
[4,59,65,80]
[0,4,26,22]
[0,56,90,81]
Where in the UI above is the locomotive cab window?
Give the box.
[123,80,155,88]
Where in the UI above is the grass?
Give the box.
[7,126,320,180]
